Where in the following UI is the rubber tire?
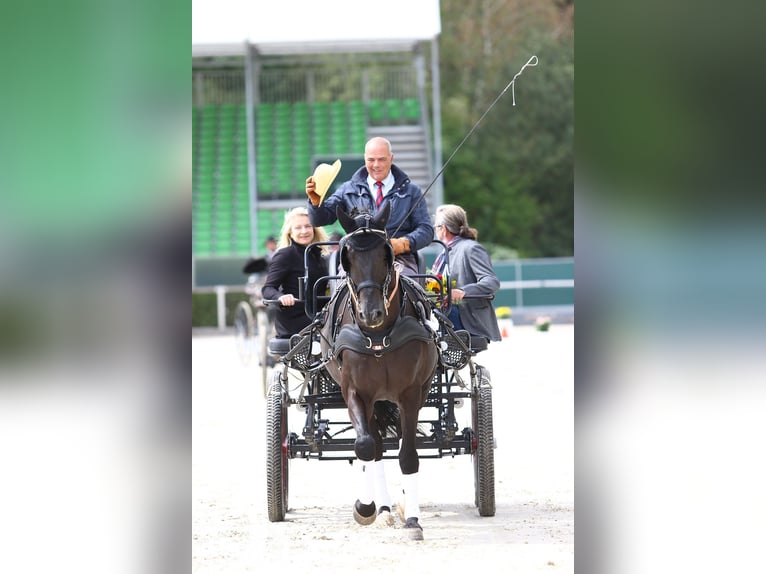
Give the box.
[234,301,255,366]
[471,366,496,517]
[266,372,289,522]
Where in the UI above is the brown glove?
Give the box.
[389,237,410,255]
[306,176,321,207]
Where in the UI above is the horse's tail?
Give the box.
[373,400,400,439]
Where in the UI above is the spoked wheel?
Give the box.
[266,370,289,522]
[234,301,255,366]
[471,365,496,516]
[256,307,272,398]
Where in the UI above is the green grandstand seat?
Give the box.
[193,213,213,229]
[275,102,291,119]
[277,174,293,193]
[385,99,404,122]
[367,99,385,122]
[330,101,346,118]
[194,197,214,213]
[216,175,235,188]
[404,98,421,121]
[348,100,365,117]
[257,103,274,119]
[194,238,213,256]
[257,174,275,193]
[331,110,349,131]
[312,102,329,117]
[236,227,251,240]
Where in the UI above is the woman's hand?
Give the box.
[279,294,296,306]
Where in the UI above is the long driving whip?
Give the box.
[391,54,539,236]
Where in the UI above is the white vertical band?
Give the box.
[401,472,420,520]
[357,461,374,505]
[370,460,391,509]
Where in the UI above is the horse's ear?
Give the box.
[338,240,351,272]
[372,201,391,230]
[337,206,357,233]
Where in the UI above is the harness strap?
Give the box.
[333,316,434,361]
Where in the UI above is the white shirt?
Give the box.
[366,172,395,199]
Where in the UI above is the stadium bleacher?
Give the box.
[192,99,421,258]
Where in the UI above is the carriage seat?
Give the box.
[469,335,489,353]
[268,337,292,357]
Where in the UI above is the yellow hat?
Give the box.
[312,159,342,205]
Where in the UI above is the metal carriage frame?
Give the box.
[265,240,496,522]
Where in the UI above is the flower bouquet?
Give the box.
[424,269,456,308]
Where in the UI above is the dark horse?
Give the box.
[320,203,439,541]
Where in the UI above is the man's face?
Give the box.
[364,141,393,182]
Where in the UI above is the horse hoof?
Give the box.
[353,500,376,526]
[403,517,424,541]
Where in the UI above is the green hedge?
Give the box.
[192,290,251,327]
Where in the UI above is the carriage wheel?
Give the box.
[471,366,496,517]
[234,301,255,366]
[256,307,272,398]
[266,371,289,522]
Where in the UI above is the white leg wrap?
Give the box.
[401,472,420,520]
[356,460,374,505]
[370,460,391,509]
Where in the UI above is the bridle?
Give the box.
[340,227,399,318]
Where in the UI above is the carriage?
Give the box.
[233,256,275,395]
[264,206,496,536]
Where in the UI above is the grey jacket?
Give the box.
[445,238,502,342]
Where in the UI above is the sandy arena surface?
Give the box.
[193,324,573,572]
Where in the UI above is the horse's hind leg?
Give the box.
[367,421,394,525]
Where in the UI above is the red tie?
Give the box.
[375,181,384,207]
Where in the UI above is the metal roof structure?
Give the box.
[192,0,441,57]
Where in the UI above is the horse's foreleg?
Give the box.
[345,388,375,461]
[346,387,378,525]
[352,459,377,525]
[398,398,424,540]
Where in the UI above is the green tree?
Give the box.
[439,0,573,257]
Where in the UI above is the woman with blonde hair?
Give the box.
[433,204,501,344]
[262,207,329,338]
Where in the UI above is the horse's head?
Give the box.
[336,203,396,330]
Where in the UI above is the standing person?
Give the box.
[304,137,433,276]
[433,204,502,345]
[261,207,329,339]
[264,235,277,262]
